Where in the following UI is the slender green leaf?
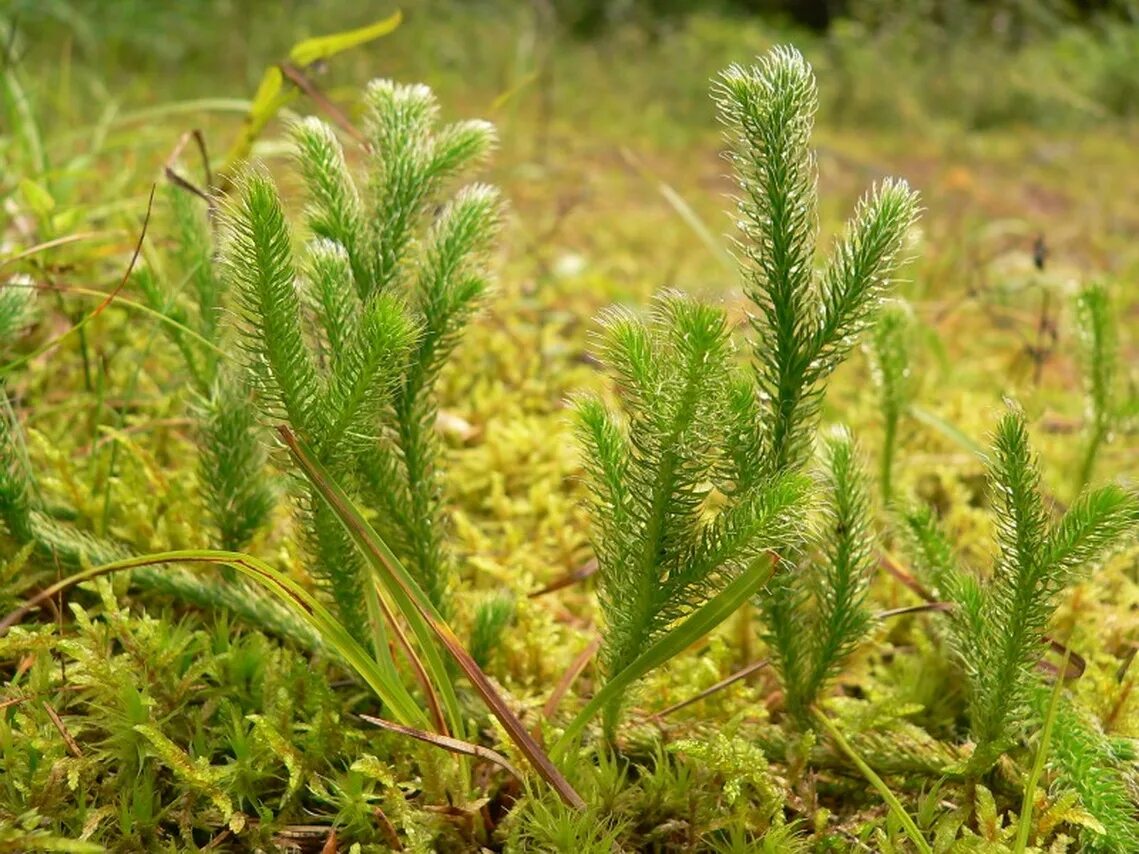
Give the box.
[1014,655,1069,853]
[814,708,932,854]
[288,12,403,66]
[279,425,586,810]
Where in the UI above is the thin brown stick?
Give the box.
[878,550,934,601]
[1042,637,1086,680]
[652,658,770,721]
[372,807,403,851]
[93,183,156,319]
[542,637,600,721]
[528,558,598,599]
[42,701,82,757]
[1115,643,1138,683]
[876,602,953,620]
[359,714,523,781]
[879,551,1085,679]
[279,62,366,145]
[164,128,214,209]
[203,829,232,851]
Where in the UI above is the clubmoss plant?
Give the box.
[1073,282,1118,493]
[1043,689,1139,853]
[136,186,276,553]
[867,300,916,505]
[0,281,36,345]
[573,45,918,741]
[220,81,500,643]
[715,47,920,475]
[902,406,1138,775]
[575,293,809,736]
[763,428,877,728]
[469,590,515,669]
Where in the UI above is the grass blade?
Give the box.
[1014,652,1069,853]
[287,12,403,66]
[220,13,402,175]
[909,404,985,457]
[367,581,448,735]
[279,425,586,810]
[814,707,932,854]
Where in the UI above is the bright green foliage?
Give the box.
[0,413,319,646]
[161,187,225,386]
[0,592,446,849]
[901,407,1138,774]
[0,403,126,570]
[713,46,916,735]
[197,374,276,553]
[220,83,499,639]
[0,188,304,642]
[0,288,37,544]
[8,15,1139,846]
[670,733,783,814]
[867,301,915,505]
[575,292,809,735]
[1,372,317,647]
[764,429,877,727]
[1074,282,1118,492]
[714,45,920,474]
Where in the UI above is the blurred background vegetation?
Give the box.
[4,0,1138,613]
[10,0,1139,127]
[7,0,1138,304]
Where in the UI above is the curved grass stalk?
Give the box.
[0,285,227,379]
[0,550,429,730]
[279,428,464,739]
[1014,650,1069,853]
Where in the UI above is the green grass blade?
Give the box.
[0,285,228,378]
[287,11,403,66]
[1,68,48,178]
[814,707,933,854]
[550,554,774,761]
[278,426,586,810]
[280,429,462,736]
[909,404,985,457]
[221,13,402,173]
[619,146,734,275]
[1014,657,1068,853]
